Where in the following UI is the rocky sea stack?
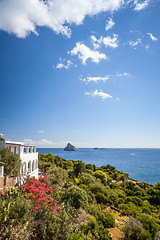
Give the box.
[64,143,78,151]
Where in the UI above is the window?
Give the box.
[24,147,26,153]
[14,146,16,154]
[9,146,12,151]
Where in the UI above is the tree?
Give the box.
[0,148,21,177]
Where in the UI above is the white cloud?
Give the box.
[56,58,73,69]
[145,44,150,49]
[70,42,107,64]
[147,33,158,41]
[91,34,119,49]
[105,17,115,31]
[0,0,124,38]
[24,138,55,147]
[81,75,110,83]
[116,72,130,77]
[116,97,120,101]
[134,0,150,11]
[37,130,44,133]
[0,133,4,137]
[85,90,112,99]
[128,38,141,48]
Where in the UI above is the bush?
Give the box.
[137,213,159,238]
[95,192,108,204]
[86,164,94,171]
[99,211,115,228]
[47,167,68,187]
[74,161,86,178]
[67,185,88,209]
[78,173,96,186]
[89,182,105,194]
[93,170,108,185]
[123,217,152,240]
[81,220,111,240]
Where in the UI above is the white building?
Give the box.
[0,140,38,180]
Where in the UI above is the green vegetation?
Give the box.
[0,148,21,177]
[0,152,160,239]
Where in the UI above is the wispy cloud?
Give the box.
[56,58,73,69]
[128,38,141,48]
[85,90,112,99]
[105,17,115,31]
[70,42,107,64]
[91,34,119,49]
[24,138,54,147]
[116,72,130,77]
[0,133,4,137]
[37,130,44,133]
[0,0,124,38]
[147,33,158,41]
[134,0,150,11]
[80,75,110,83]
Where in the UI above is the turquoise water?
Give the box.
[37,148,160,185]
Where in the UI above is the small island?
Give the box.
[64,143,78,151]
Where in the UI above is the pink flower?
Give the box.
[34,206,40,211]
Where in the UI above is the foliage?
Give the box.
[1,152,160,239]
[81,219,111,240]
[66,185,88,209]
[93,170,108,185]
[123,217,152,240]
[0,148,21,177]
[0,137,5,141]
[47,166,68,187]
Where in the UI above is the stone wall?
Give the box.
[0,176,17,190]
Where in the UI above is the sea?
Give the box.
[37,148,160,185]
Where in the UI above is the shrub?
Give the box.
[93,170,108,185]
[66,185,88,209]
[86,164,94,171]
[74,161,86,178]
[81,220,111,240]
[123,217,152,240]
[89,182,105,194]
[95,192,108,204]
[78,173,96,186]
[47,167,68,187]
[137,213,159,238]
[99,211,115,228]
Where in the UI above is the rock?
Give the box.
[64,143,78,151]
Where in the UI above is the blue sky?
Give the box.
[0,0,160,148]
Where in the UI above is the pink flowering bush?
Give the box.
[23,176,57,213]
